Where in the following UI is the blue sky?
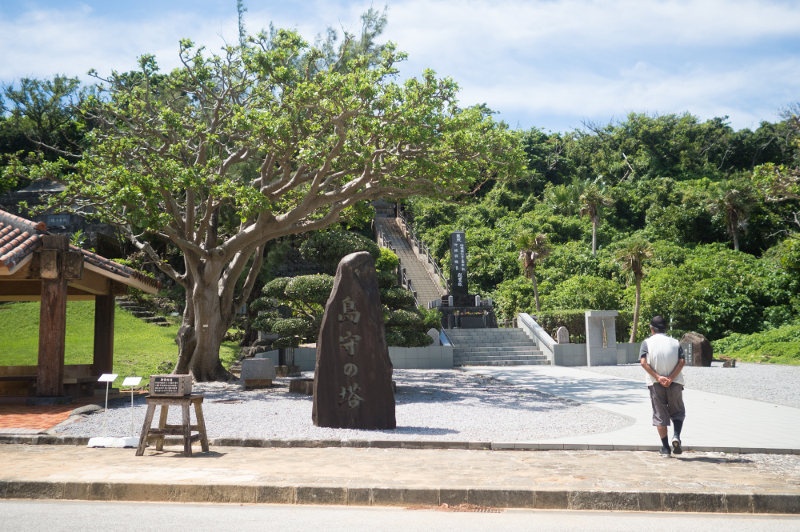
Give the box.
[2,0,799,133]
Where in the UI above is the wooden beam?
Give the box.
[93,294,115,376]
[36,235,70,397]
[37,275,67,396]
[68,269,112,296]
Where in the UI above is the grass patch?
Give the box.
[0,301,240,386]
[712,322,800,365]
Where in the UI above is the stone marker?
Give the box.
[680,331,713,367]
[555,326,570,344]
[313,251,396,429]
[241,358,276,389]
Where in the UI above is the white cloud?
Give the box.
[1,0,798,132]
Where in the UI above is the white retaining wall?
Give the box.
[252,345,454,372]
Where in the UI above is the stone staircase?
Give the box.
[445,328,550,366]
[374,216,445,309]
[116,297,171,327]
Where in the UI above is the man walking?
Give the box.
[640,315,686,457]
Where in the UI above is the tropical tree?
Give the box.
[579,181,613,255]
[515,231,550,312]
[614,237,653,342]
[1,76,87,194]
[707,179,756,251]
[41,13,522,380]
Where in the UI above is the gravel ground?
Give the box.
[584,361,800,409]
[54,362,799,442]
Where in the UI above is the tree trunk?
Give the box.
[174,265,234,381]
[630,276,642,343]
[591,219,598,256]
[532,270,540,312]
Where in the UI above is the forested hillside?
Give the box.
[1,74,797,359]
[403,111,800,343]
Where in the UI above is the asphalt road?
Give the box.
[2,500,799,531]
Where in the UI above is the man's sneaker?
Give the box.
[659,447,671,457]
[672,435,682,455]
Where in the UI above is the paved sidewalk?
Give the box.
[1,365,799,514]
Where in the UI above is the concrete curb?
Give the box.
[2,434,799,455]
[1,479,797,514]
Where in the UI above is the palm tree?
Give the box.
[708,179,755,252]
[579,182,613,256]
[515,232,551,312]
[615,238,653,342]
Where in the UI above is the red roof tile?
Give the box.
[0,209,159,292]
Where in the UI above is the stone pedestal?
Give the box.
[241,358,276,389]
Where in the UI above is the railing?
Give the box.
[396,210,449,293]
[374,219,420,306]
[517,313,556,364]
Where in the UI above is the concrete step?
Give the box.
[375,217,444,305]
[454,347,543,355]
[444,327,549,366]
[454,356,550,367]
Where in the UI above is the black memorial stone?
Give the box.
[449,231,468,298]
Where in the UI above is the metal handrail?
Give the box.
[396,210,449,292]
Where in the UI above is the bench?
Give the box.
[0,364,98,397]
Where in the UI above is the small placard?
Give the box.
[98,373,118,383]
[122,376,142,388]
[149,374,192,396]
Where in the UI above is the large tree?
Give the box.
[52,14,521,380]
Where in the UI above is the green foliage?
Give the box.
[639,244,795,340]
[284,275,334,306]
[401,109,800,354]
[491,277,538,323]
[300,229,380,275]
[713,322,800,365]
[380,286,417,308]
[252,274,333,345]
[540,275,623,310]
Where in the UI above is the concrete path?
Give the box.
[465,365,800,453]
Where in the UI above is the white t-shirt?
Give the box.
[640,333,685,386]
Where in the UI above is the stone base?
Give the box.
[276,365,301,378]
[440,305,497,329]
[289,378,314,395]
[243,379,273,390]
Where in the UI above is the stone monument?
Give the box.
[449,231,469,301]
[313,251,396,429]
[680,331,713,367]
[437,231,497,328]
[585,310,618,366]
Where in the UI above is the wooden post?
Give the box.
[36,235,70,397]
[93,293,115,376]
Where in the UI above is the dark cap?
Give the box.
[650,315,667,332]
